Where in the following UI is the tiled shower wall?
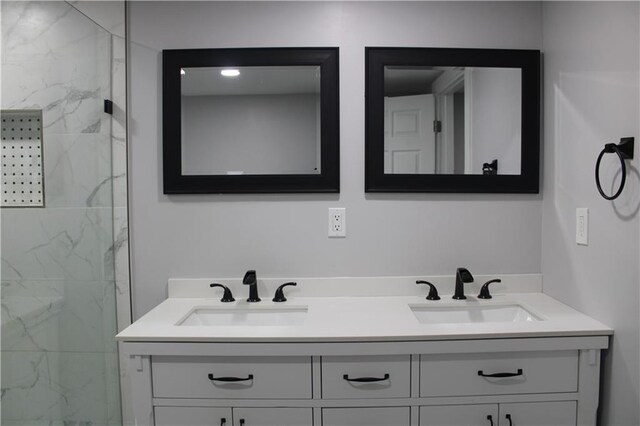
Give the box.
[1,1,128,425]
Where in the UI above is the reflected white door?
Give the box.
[384,94,436,174]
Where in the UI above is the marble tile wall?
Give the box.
[1,2,127,425]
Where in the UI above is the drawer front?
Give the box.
[419,404,498,426]
[152,356,312,399]
[322,355,411,399]
[322,407,411,426]
[420,351,578,397]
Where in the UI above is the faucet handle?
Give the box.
[478,279,501,299]
[209,283,235,302]
[416,280,440,300]
[273,282,297,302]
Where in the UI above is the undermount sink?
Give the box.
[177,306,308,326]
[410,304,541,324]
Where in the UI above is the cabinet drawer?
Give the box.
[322,355,411,399]
[420,351,578,397]
[152,356,312,399]
[322,407,410,425]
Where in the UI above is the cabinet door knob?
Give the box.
[506,414,513,426]
[208,373,254,382]
[343,373,390,382]
[220,418,226,426]
[478,369,523,378]
[239,419,245,426]
[487,415,494,426]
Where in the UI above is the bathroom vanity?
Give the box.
[118,275,611,426]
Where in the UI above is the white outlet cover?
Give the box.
[328,207,346,238]
[576,208,588,245]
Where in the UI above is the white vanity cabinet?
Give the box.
[124,336,607,426]
[419,401,576,426]
[154,406,312,426]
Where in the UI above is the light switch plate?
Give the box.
[576,208,589,245]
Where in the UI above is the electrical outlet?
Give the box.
[576,208,589,245]
[328,208,346,238]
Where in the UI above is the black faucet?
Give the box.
[453,267,474,300]
[243,270,261,302]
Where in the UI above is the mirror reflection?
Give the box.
[180,66,321,175]
[383,66,521,175]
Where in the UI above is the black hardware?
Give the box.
[208,374,254,382]
[478,368,523,378]
[506,414,513,426]
[416,280,440,300]
[220,418,226,426]
[273,282,297,302]
[343,373,390,383]
[103,99,113,114]
[239,420,245,426]
[209,283,235,302]
[482,159,498,175]
[478,279,501,299]
[487,415,494,426]
[433,120,442,133]
[243,270,260,302]
[453,267,474,300]
[595,137,634,200]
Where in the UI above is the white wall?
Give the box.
[129,1,543,317]
[541,2,640,424]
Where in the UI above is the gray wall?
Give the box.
[182,94,319,175]
[129,1,543,317]
[541,2,640,424]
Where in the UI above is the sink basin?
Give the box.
[177,306,308,326]
[410,304,540,324]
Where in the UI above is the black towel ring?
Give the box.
[595,137,634,200]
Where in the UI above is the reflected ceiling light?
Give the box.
[221,69,240,77]
[180,68,186,75]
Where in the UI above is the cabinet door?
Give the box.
[155,406,232,426]
[499,402,576,426]
[420,404,498,426]
[322,407,410,426]
[233,407,312,426]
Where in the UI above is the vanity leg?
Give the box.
[129,354,154,426]
[576,349,601,426]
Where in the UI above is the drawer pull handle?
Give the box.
[506,414,513,426]
[240,420,245,426]
[342,373,390,382]
[477,368,523,378]
[487,415,494,426]
[208,374,254,382]
[220,418,226,426]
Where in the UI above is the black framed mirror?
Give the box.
[365,47,540,193]
[163,47,339,194]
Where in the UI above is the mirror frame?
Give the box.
[365,47,540,193]
[163,47,339,194]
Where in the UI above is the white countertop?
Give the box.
[117,275,612,343]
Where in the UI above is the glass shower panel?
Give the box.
[1,1,121,425]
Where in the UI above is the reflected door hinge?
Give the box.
[104,99,113,115]
[433,120,442,133]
